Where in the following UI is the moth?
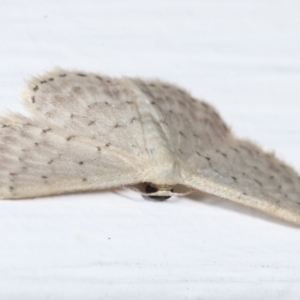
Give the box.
[1,69,299,225]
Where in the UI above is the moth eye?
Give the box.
[145,185,158,194]
[144,185,173,201]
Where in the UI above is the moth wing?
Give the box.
[181,137,300,225]
[130,78,300,225]
[23,69,147,156]
[0,115,144,199]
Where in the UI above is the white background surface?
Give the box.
[0,1,300,299]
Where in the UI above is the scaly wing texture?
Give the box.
[0,114,145,199]
[129,78,229,160]
[181,135,300,225]
[23,69,147,155]
[130,78,300,225]
[0,69,157,199]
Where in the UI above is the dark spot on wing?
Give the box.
[201,102,209,109]
[179,131,186,138]
[254,179,262,187]
[66,135,75,141]
[216,149,227,158]
[42,128,51,133]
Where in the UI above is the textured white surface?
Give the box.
[0,1,300,299]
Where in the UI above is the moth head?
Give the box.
[144,183,174,201]
[128,183,193,201]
